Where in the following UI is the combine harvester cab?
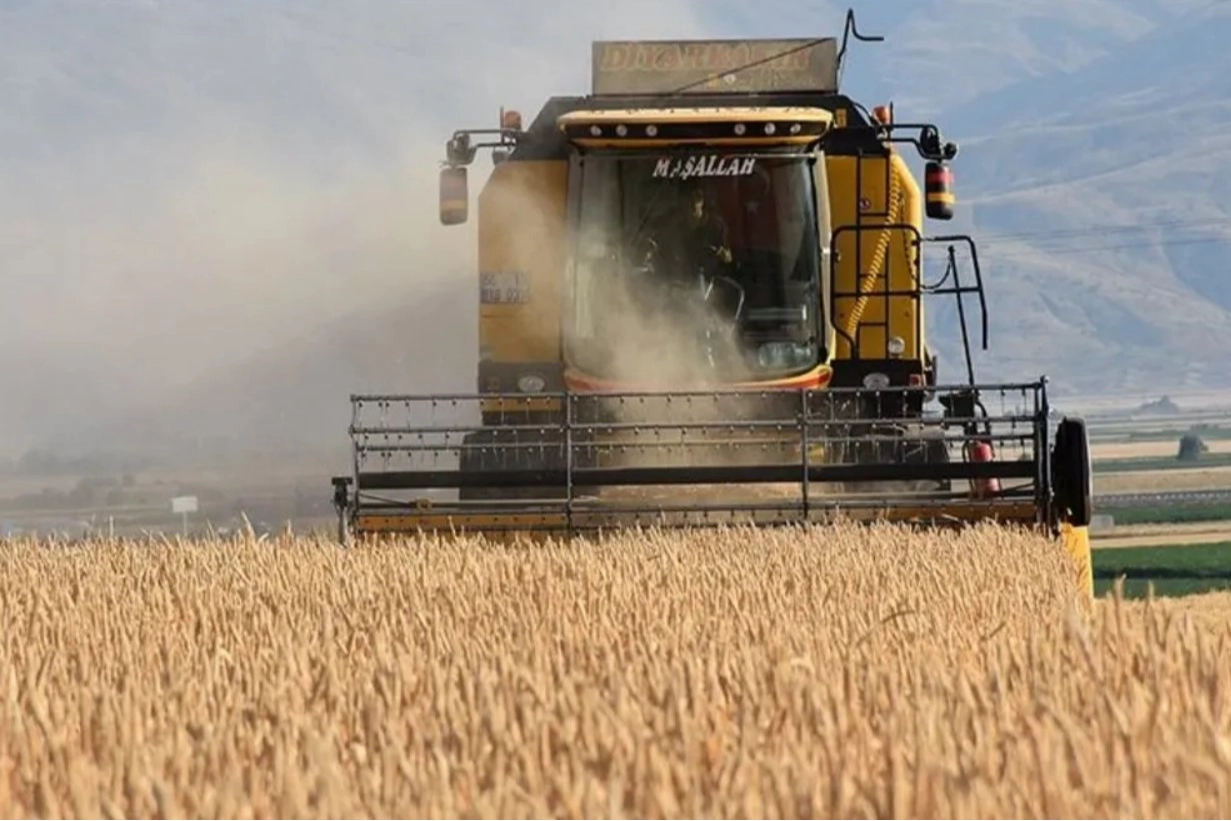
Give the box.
[330,10,1095,593]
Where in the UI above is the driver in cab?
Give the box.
[656,185,733,284]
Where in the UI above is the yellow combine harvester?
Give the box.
[330,11,1094,592]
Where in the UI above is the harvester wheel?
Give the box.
[1052,417,1093,527]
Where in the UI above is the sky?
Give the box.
[5,0,1204,456]
[2,0,893,454]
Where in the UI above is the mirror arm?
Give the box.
[870,122,959,163]
[438,126,526,226]
[445,127,523,167]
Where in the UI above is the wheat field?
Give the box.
[1,524,1229,819]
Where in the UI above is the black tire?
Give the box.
[1052,417,1093,526]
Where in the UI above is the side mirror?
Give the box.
[439,166,469,226]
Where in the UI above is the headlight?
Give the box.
[517,374,546,393]
[887,336,906,357]
[862,372,891,390]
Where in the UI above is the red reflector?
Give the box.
[908,373,924,386]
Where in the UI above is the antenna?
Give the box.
[836,8,884,86]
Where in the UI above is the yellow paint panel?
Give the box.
[825,152,923,362]
[479,397,563,414]
[477,160,568,363]
[1062,523,1093,597]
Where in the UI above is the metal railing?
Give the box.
[332,380,1052,535]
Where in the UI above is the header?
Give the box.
[591,38,839,96]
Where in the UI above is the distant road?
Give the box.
[1095,490,1231,508]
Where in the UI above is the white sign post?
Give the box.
[171,495,199,537]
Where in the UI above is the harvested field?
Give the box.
[1092,464,1231,493]
[1092,438,1231,460]
[1,524,1229,818]
[1093,525,1231,549]
[1098,521,1231,540]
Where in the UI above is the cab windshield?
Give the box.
[565,149,824,385]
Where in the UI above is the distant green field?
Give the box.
[1093,542,1231,598]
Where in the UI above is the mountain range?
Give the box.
[2,0,1229,460]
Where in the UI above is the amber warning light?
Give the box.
[500,108,522,131]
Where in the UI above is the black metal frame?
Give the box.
[830,222,989,372]
[330,380,1058,540]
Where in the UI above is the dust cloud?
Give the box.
[578,246,751,391]
[571,250,813,510]
[0,0,723,462]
